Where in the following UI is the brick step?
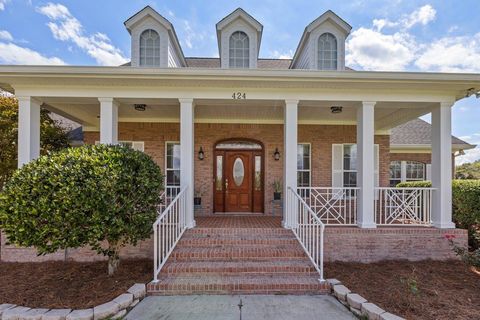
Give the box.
[187,228,293,236]
[147,274,329,295]
[162,259,317,275]
[178,237,298,246]
[170,246,307,261]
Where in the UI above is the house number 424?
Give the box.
[232,92,246,99]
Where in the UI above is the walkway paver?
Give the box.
[125,295,357,320]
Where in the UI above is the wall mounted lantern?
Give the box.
[273,148,280,161]
[198,147,205,160]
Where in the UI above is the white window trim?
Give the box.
[297,143,311,187]
[165,141,180,188]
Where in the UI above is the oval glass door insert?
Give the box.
[233,157,245,186]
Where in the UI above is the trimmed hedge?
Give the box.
[0,144,164,274]
[397,180,480,249]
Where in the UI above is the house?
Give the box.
[0,6,479,294]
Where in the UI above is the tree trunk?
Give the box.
[107,243,120,276]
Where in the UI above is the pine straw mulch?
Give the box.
[325,260,480,320]
[0,259,152,309]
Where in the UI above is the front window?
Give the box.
[318,33,337,70]
[140,29,160,67]
[389,161,426,186]
[229,31,249,68]
[389,160,402,187]
[343,144,357,187]
[297,144,311,187]
[166,142,180,187]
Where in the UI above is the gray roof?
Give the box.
[390,118,472,147]
[121,58,354,70]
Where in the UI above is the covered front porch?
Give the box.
[17,96,454,230]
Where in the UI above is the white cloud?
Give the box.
[37,2,127,66]
[346,28,416,71]
[0,30,13,41]
[372,4,436,31]
[457,147,480,165]
[415,33,480,72]
[0,42,65,65]
[0,0,9,11]
[271,50,294,59]
[403,4,436,29]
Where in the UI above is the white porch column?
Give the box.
[17,97,41,167]
[179,98,195,228]
[431,102,456,229]
[99,98,118,144]
[283,100,298,228]
[357,101,376,228]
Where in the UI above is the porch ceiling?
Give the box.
[40,97,434,131]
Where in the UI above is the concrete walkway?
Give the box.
[125,295,356,320]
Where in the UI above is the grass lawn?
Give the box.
[325,260,480,320]
[0,259,152,309]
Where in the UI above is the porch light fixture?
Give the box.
[134,104,146,111]
[198,147,205,160]
[331,106,343,114]
[273,148,280,161]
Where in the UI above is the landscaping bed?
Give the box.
[0,259,152,309]
[325,260,480,320]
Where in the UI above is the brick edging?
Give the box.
[0,283,146,320]
[327,279,405,320]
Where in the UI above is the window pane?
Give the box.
[406,161,425,180]
[343,145,357,171]
[389,161,401,179]
[229,31,249,68]
[318,33,337,70]
[233,158,245,186]
[343,172,357,187]
[254,156,261,191]
[297,171,310,187]
[216,155,223,191]
[140,29,160,67]
[167,170,181,186]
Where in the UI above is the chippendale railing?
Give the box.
[374,187,434,226]
[286,187,325,282]
[298,187,360,225]
[153,187,187,282]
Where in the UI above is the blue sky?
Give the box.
[0,0,479,163]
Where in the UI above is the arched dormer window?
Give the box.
[139,29,160,67]
[318,33,337,70]
[229,31,249,68]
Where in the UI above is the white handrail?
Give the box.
[153,186,188,282]
[287,186,325,282]
[375,187,434,226]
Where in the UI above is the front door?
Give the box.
[214,148,263,213]
[225,151,252,212]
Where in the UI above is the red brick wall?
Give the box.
[324,228,467,262]
[390,153,431,164]
[2,228,467,263]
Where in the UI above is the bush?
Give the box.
[0,144,163,275]
[397,180,480,249]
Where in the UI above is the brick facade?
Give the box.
[390,153,431,164]
[2,122,464,264]
[85,122,391,216]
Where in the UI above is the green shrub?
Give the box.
[0,144,163,275]
[397,180,480,249]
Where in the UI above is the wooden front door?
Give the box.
[214,149,263,213]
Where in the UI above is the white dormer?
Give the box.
[124,6,186,68]
[216,8,263,69]
[291,10,351,70]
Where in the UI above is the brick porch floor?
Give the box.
[195,216,282,228]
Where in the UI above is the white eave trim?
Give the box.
[390,143,476,153]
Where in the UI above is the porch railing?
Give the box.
[153,187,187,282]
[158,186,182,214]
[286,187,325,282]
[298,187,359,226]
[374,187,434,226]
